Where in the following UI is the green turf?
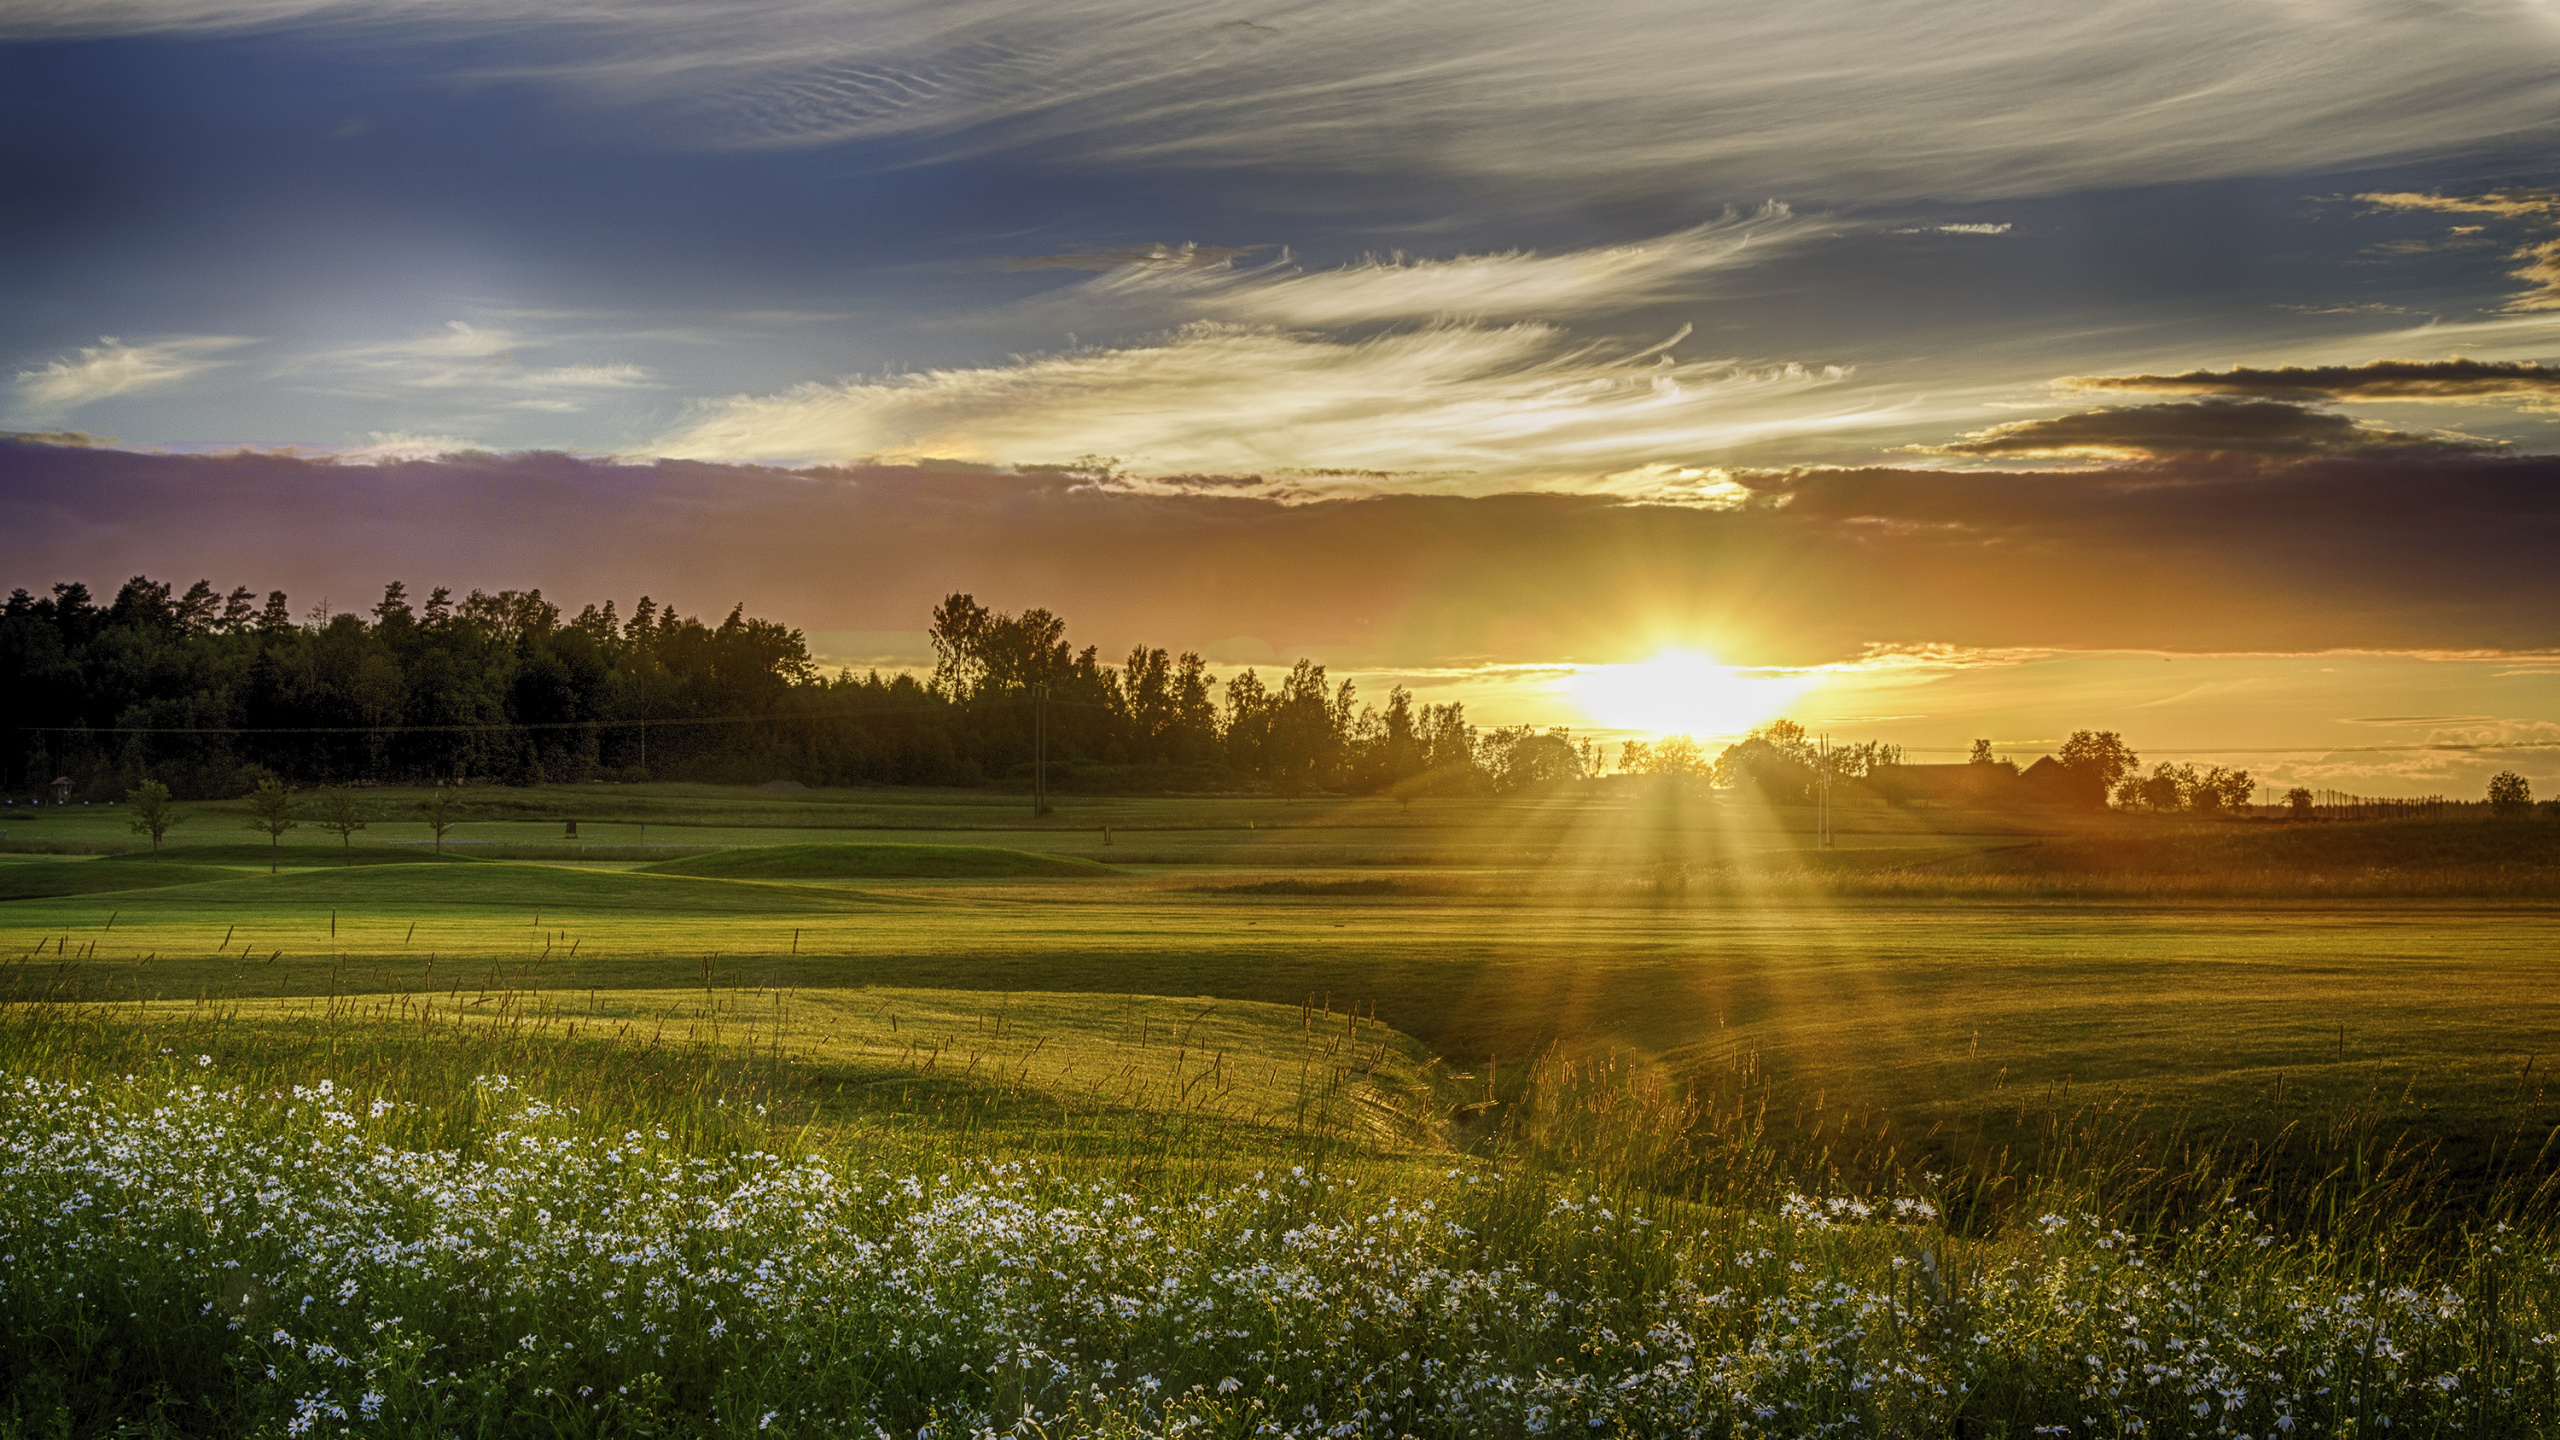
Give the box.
[640,840,1113,880]
[7,787,2559,1189]
[93,843,483,868]
[1942,815,2560,873]
[4,860,887,925]
[0,859,243,901]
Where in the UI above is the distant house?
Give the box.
[1868,762,2016,808]
[1872,756,2107,810]
[2019,755,2107,809]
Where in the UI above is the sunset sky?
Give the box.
[6,0,2560,794]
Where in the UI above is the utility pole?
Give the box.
[1816,733,1834,849]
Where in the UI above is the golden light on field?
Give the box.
[1567,650,1813,738]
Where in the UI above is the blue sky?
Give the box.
[12,2,2560,464]
[6,0,2560,790]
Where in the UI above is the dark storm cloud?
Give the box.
[0,430,116,448]
[2063,358,2560,403]
[5,444,2558,665]
[1921,399,2494,459]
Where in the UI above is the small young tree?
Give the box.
[2489,770,2534,817]
[315,784,368,866]
[423,786,461,855]
[243,778,297,874]
[2285,786,2314,818]
[125,778,183,855]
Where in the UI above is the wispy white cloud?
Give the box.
[2354,190,2558,218]
[2348,190,2560,312]
[287,321,660,407]
[289,320,520,394]
[9,1,2555,202]
[1034,208,1817,328]
[992,242,1264,273]
[1827,643,2054,676]
[1583,463,1757,507]
[2417,716,2560,750]
[516,362,661,389]
[14,335,252,412]
[655,320,1857,483]
[338,430,487,462]
[319,318,520,364]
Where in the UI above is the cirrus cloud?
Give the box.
[991,243,1266,273]
[7,0,2558,205]
[285,320,662,410]
[1029,208,1821,329]
[13,335,253,413]
[654,320,1859,484]
[2349,191,2560,311]
[2353,190,2559,218]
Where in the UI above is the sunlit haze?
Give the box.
[5,0,2558,793]
[1568,652,1813,741]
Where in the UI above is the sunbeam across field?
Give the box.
[12,0,2560,1428]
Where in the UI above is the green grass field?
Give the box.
[641,840,1117,880]
[8,784,2559,1185]
[9,782,2560,1436]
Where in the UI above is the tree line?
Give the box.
[0,574,2218,810]
[1,577,1615,800]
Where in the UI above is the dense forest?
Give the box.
[1,575,2193,808]
[0,576,1620,800]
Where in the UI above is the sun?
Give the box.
[1568,649,1812,738]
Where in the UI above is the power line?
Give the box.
[13,695,2556,757]
[10,695,1051,736]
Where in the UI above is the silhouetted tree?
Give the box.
[2059,730,2138,806]
[2490,771,2534,816]
[1483,728,1584,793]
[125,778,181,854]
[1712,720,1817,800]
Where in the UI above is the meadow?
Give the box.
[6,782,2560,1437]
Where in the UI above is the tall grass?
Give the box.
[11,998,2560,1437]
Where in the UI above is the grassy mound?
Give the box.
[1199,876,1457,896]
[0,860,242,901]
[97,844,482,868]
[1817,817,2560,897]
[642,842,1111,881]
[39,861,877,917]
[1978,817,2560,873]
